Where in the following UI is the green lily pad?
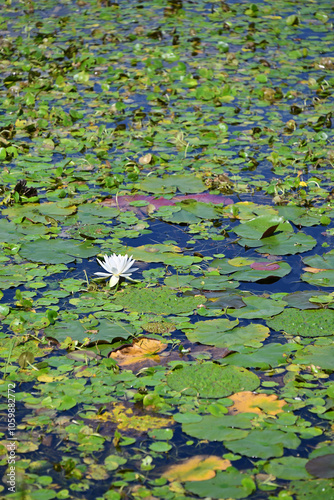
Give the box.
[124,244,202,266]
[0,218,26,243]
[158,208,200,224]
[190,275,239,290]
[104,454,127,471]
[93,319,137,342]
[20,238,98,264]
[225,429,301,459]
[290,479,334,500]
[223,343,300,369]
[167,363,260,398]
[227,296,286,319]
[139,174,206,194]
[302,270,334,288]
[303,251,334,270]
[184,318,239,345]
[264,456,311,480]
[284,291,323,309]
[185,468,256,499]
[44,321,87,342]
[255,232,317,256]
[0,264,28,289]
[44,319,135,343]
[182,413,254,441]
[266,309,334,337]
[113,287,205,315]
[277,206,324,227]
[76,205,119,224]
[231,261,291,282]
[0,339,50,360]
[233,215,285,240]
[292,345,334,370]
[211,257,291,282]
[185,321,269,350]
[3,202,77,224]
[176,200,220,220]
[302,250,334,286]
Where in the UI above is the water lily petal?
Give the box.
[109,275,120,287]
[94,271,112,277]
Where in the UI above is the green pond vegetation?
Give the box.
[0,0,334,499]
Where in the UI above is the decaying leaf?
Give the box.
[228,391,286,416]
[302,267,328,274]
[163,455,231,482]
[109,337,167,367]
[89,403,172,432]
[139,153,152,165]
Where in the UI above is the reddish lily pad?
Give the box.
[306,454,334,479]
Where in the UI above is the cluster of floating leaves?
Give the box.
[0,0,334,499]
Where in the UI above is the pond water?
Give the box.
[0,1,334,499]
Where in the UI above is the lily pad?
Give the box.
[302,270,334,288]
[233,215,285,239]
[190,276,239,290]
[185,468,256,499]
[223,343,300,370]
[303,251,334,270]
[20,238,98,264]
[124,244,202,266]
[91,403,172,432]
[225,429,301,459]
[231,261,291,282]
[3,202,77,224]
[255,232,317,256]
[228,392,286,416]
[184,318,239,345]
[306,454,334,479]
[113,287,205,315]
[163,455,231,482]
[44,319,135,343]
[109,337,167,367]
[290,479,334,500]
[167,363,260,398]
[227,296,286,319]
[264,456,311,480]
[284,291,323,309]
[266,309,334,337]
[139,174,206,194]
[185,322,269,350]
[292,345,334,370]
[301,252,334,287]
[182,413,254,442]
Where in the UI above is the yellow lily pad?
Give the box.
[163,455,231,482]
[229,392,286,416]
[91,403,172,432]
[109,337,167,367]
[228,257,254,267]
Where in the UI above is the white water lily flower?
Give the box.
[94,253,139,287]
